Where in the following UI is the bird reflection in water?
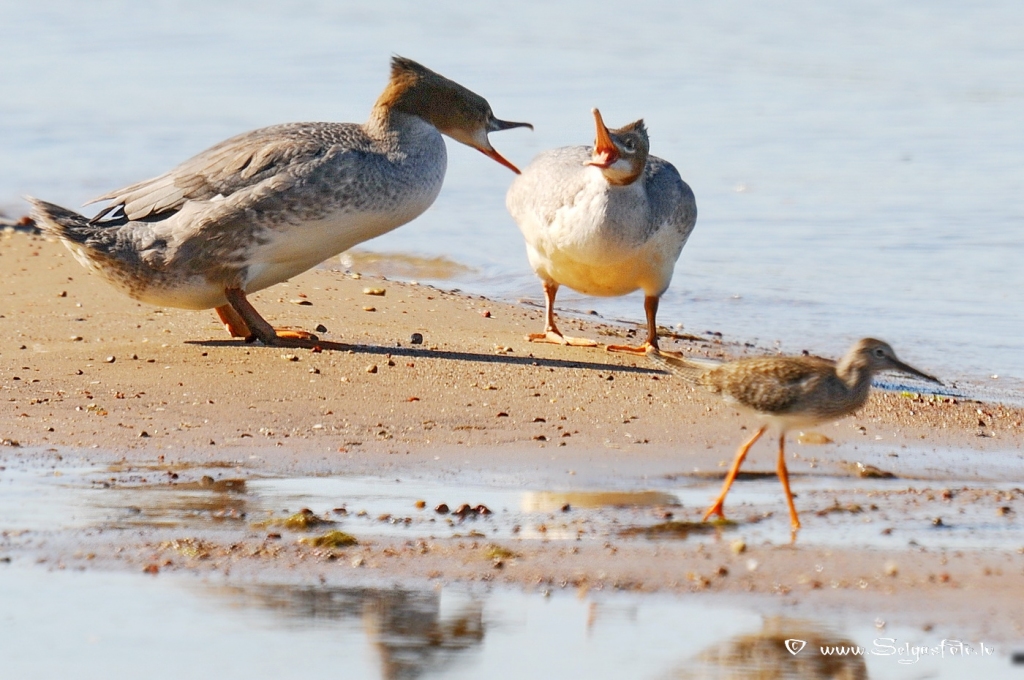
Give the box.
[667,617,868,680]
[201,584,484,680]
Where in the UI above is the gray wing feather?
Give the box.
[87,122,365,222]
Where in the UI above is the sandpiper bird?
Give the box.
[648,339,940,529]
[506,108,696,353]
[30,57,530,347]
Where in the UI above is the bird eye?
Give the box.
[873,347,886,358]
[622,140,636,153]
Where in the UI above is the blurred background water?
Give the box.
[2,0,1021,395]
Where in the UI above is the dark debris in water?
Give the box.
[299,530,358,548]
[816,501,864,516]
[254,508,335,531]
[483,544,518,560]
[619,519,736,540]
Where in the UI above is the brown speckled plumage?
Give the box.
[648,339,939,530]
[649,339,939,428]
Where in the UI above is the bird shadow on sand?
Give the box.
[184,339,661,375]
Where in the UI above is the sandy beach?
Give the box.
[3,228,1024,652]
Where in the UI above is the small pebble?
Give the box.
[315,324,328,333]
[414,500,426,509]
[363,287,386,296]
[434,503,450,514]
[410,333,424,344]
[104,356,115,363]
[366,364,378,374]
[363,306,376,312]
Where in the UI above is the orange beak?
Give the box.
[586,108,619,168]
[478,117,532,174]
[477,146,522,174]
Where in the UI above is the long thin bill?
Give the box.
[892,358,942,385]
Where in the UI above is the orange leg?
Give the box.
[702,424,768,522]
[223,288,319,347]
[777,432,802,530]
[215,304,251,338]
[607,295,682,356]
[527,280,598,347]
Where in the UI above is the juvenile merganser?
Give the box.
[30,57,531,347]
[506,108,696,353]
[648,339,940,530]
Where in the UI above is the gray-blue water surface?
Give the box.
[2,1,1021,393]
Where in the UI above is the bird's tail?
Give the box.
[28,198,100,246]
[645,347,717,383]
[27,196,143,283]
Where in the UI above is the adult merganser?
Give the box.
[30,57,531,347]
[506,108,696,353]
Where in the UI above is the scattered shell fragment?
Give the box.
[731,539,747,554]
[281,354,299,362]
[290,299,313,306]
[854,462,895,479]
[363,306,377,312]
[797,431,832,445]
[366,364,378,374]
[453,503,474,517]
[363,287,386,296]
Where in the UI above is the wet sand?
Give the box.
[2,229,1024,647]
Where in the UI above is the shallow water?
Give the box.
[1,2,1021,394]
[3,457,1023,677]
[6,565,1017,679]
[3,449,1023,561]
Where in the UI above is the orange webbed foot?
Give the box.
[606,342,683,357]
[527,331,599,347]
